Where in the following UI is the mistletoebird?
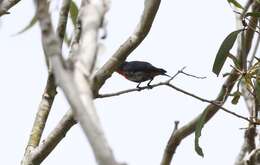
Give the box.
[116,61,170,88]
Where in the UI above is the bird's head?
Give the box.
[116,61,127,75]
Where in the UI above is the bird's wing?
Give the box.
[123,61,159,72]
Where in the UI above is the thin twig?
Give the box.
[98,77,252,123]
[173,121,179,132]
[97,68,250,123]
[180,71,206,79]
[160,59,248,165]
[99,67,204,97]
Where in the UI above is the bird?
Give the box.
[116,60,170,88]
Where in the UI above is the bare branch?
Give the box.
[29,110,76,164]
[239,85,256,163]
[235,3,258,164]
[159,68,240,165]
[161,4,259,162]
[98,67,204,97]
[92,0,161,96]
[235,138,250,165]
[56,0,72,48]
[74,0,108,76]
[242,83,255,116]
[0,0,21,16]
[161,121,180,165]
[249,22,260,68]
[34,0,120,164]
[21,1,71,164]
[161,2,260,163]
[20,1,162,162]
[98,76,252,123]
[179,71,206,79]
[242,147,260,165]
[21,74,57,165]
[244,3,260,62]
[243,3,260,159]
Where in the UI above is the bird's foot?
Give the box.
[137,87,142,91]
[147,85,153,89]
[136,85,142,91]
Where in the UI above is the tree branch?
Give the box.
[241,147,260,165]
[98,75,252,123]
[35,0,120,164]
[56,0,71,48]
[21,1,71,164]
[92,0,161,96]
[160,69,240,165]
[71,1,120,165]
[160,2,260,164]
[236,3,260,164]
[29,110,76,164]
[0,0,21,16]
[161,121,180,165]
[21,74,57,165]
[24,0,162,163]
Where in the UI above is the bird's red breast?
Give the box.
[116,70,127,78]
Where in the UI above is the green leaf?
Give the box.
[212,29,243,76]
[227,0,244,9]
[194,110,208,157]
[245,12,260,18]
[231,91,241,104]
[228,53,240,68]
[15,15,37,35]
[70,1,78,27]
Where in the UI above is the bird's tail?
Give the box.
[158,68,171,77]
[163,73,171,77]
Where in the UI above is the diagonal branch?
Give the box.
[21,74,57,165]
[92,0,161,96]
[29,110,76,164]
[21,1,71,164]
[56,0,72,48]
[71,1,120,165]
[160,69,239,165]
[35,0,120,165]
[25,0,162,163]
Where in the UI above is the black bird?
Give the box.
[116,61,170,88]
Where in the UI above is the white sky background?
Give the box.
[0,0,252,164]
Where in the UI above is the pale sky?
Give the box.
[0,0,251,164]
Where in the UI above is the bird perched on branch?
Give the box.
[116,61,170,88]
